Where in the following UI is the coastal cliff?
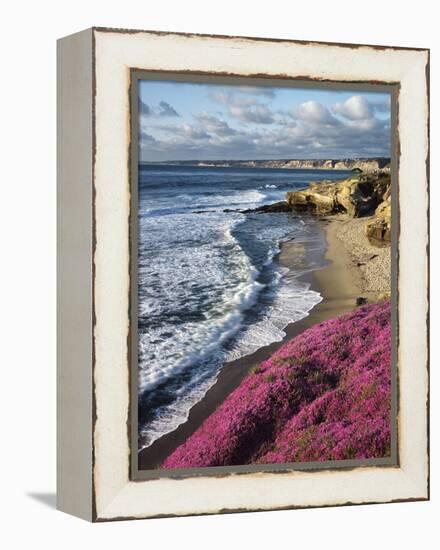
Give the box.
[286,173,390,217]
[286,172,391,246]
[155,157,391,172]
[163,300,391,468]
[242,172,391,246]
[365,188,391,245]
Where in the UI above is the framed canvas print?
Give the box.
[57,27,429,522]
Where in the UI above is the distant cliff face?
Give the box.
[194,158,390,172]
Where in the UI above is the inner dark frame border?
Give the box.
[129,70,400,481]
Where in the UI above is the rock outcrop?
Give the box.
[365,188,391,245]
[286,173,390,218]
[284,172,391,246]
[240,201,291,213]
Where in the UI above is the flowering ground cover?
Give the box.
[163,301,391,469]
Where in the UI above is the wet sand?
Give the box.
[139,216,369,470]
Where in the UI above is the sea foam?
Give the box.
[137,166,336,449]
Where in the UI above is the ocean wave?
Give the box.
[139,275,323,449]
[138,218,324,449]
[141,188,268,217]
[139,375,219,448]
[138,214,265,395]
[138,213,272,448]
[225,281,322,361]
[137,169,331,450]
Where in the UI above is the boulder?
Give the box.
[365,190,391,246]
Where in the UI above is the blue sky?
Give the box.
[138,80,391,161]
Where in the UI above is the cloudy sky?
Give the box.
[138,80,391,161]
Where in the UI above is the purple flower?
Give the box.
[163,301,392,469]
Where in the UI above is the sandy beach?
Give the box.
[139,214,390,470]
[330,214,391,297]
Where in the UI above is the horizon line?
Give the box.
[140,156,391,163]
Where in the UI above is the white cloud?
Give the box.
[194,113,237,136]
[345,117,381,131]
[333,95,374,120]
[229,104,275,124]
[140,95,390,161]
[182,124,210,140]
[210,92,275,124]
[292,101,339,125]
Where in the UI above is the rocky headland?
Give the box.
[287,172,392,299]
[230,171,392,299]
[240,171,391,249]
[288,170,388,217]
[287,171,391,246]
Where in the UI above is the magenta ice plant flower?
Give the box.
[163,301,391,469]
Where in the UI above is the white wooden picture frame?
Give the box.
[57,27,429,522]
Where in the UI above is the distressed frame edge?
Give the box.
[424,49,431,502]
[56,27,94,522]
[92,25,429,53]
[75,28,429,522]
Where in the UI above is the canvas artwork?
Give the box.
[135,77,396,473]
[57,28,428,520]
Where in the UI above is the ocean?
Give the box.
[137,164,349,449]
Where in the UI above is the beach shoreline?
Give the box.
[139,213,389,470]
